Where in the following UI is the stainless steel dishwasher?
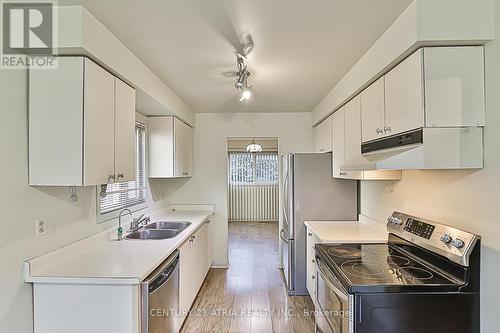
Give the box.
[141,250,180,333]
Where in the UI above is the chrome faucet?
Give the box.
[117,209,132,241]
[129,214,150,232]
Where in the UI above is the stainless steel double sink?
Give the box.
[125,221,192,240]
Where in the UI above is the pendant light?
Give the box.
[246,138,262,153]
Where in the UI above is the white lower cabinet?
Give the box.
[33,283,141,333]
[306,227,319,301]
[179,223,211,324]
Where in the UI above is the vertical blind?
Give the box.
[228,152,278,185]
[228,152,279,221]
[99,122,146,214]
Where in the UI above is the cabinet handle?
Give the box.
[308,233,312,236]
[339,171,348,176]
[117,173,124,179]
[108,174,115,182]
[384,126,391,133]
[312,275,315,279]
[312,258,315,263]
[376,128,383,134]
[182,172,189,176]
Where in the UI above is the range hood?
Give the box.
[341,127,483,171]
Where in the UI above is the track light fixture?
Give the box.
[234,53,252,103]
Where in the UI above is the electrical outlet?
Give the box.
[35,219,48,237]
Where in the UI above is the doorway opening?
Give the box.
[227,138,279,222]
[179,138,315,332]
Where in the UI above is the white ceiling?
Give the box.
[60,0,412,113]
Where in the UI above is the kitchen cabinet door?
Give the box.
[179,224,210,326]
[306,227,318,300]
[314,116,333,153]
[179,233,198,318]
[83,58,115,185]
[29,57,85,186]
[384,49,425,135]
[423,46,485,127]
[174,117,193,178]
[195,224,210,286]
[343,97,364,180]
[361,77,386,142]
[332,107,362,180]
[148,117,174,178]
[114,78,136,183]
[332,109,345,179]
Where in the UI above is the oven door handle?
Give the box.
[317,258,349,302]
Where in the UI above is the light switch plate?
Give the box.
[35,219,48,237]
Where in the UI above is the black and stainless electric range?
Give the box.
[314,212,481,333]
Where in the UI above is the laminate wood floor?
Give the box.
[181,221,315,333]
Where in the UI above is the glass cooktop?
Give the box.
[316,243,463,292]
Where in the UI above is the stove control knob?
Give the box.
[451,238,465,249]
[394,218,403,225]
[440,234,452,244]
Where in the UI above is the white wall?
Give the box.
[359,2,500,331]
[0,70,168,333]
[150,112,314,266]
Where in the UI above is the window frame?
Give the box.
[96,121,148,223]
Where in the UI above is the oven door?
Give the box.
[316,258,353,333]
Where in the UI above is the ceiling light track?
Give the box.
[234,53,252,103]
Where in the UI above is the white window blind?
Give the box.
[229,152,278,185]
[228,152,279,221]
[99,122,146,214]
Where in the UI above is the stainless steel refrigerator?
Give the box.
[280,152,358,295]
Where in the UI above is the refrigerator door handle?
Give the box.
[280,229,289,243]
[282,174,289,224]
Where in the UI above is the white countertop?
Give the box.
[305,215,388,243]
[24,206,214,285]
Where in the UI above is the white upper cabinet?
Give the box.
[343,96,365,178]
[332,107,346,178]
[148,116,193,178]
[314,115,333,153]
[83,59,116,185]
[114,78,137,183]
[360,77,386,142]
[332,98,401,181]
[29,57,136,186]
[332,105,362,180]
[174,117,193,178]
[423,47,485,127]
[361,46,484,144]
[384,49,425,136]
[149,117,174,177]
